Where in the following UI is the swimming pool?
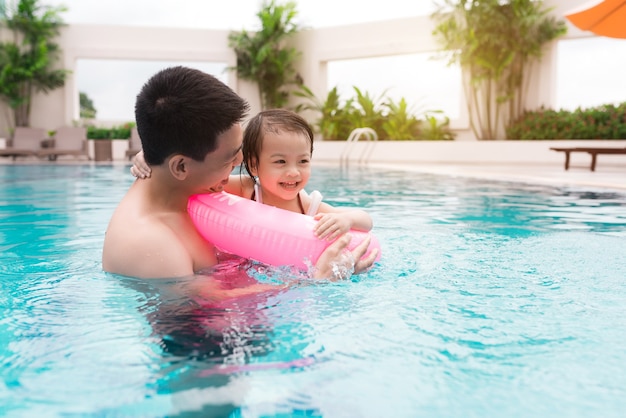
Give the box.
[1,163,625,417]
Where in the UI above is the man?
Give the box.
[102,66,376,281]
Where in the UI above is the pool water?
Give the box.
[1,164,625,417]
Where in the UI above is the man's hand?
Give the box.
[313,233,378,280]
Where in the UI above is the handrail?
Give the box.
[339,127,378,166]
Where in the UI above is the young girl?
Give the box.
[131,109,372,241]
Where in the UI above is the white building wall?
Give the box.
[0,0,599,141]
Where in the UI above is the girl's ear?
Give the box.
[248,158,259,177]
[168,155,189,180]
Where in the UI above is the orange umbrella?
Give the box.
[565,0,626,39]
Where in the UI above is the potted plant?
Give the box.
[86,126,112,161]
[86,123,134,161]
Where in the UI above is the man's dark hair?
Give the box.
[135,66,249,165]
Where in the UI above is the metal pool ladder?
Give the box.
[340,127,378,166]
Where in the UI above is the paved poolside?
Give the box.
[374,163,626,191]
[311,138,626,192]
[2,158,625,192]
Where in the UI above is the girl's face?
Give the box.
[253,130,311,203]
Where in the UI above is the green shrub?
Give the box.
[86,126,112,139]
[421,114,456,141]
[506,102,626,140]
[295,85,455,141]
[110,125,132,140]
[294,86,355,140]
[86,122,135,140]
[381,97,421,140]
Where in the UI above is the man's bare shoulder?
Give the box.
[102,193,194,278]
[104,221,193,279]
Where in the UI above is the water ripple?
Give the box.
[2,165,626,416]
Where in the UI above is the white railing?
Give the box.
[340,127,378,166]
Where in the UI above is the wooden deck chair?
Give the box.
[39,126,90,161]
[125,127,142,160]
[0,127,46,160]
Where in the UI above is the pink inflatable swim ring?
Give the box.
[187,191,381,270]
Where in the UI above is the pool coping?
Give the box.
[2,156,625,192]
[314,161,626,192]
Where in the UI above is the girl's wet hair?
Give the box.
[242,109,314,177]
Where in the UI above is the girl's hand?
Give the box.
[313,212,352,240]
[130,150,152,179]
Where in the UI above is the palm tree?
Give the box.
[228,0,301,110]
[431,0,566,140]
[79,91,97,119]
[0,0,69,128]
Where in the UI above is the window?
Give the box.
[327,53,463,123]
[556,37,626,110]
[76,59,228,121]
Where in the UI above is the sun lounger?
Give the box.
[38,126,90,161]
[0,127,47,160]
[125,127,141,160]
[550,146,626,171]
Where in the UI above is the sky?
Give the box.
[39,0,626,122]
[44,0,436,31]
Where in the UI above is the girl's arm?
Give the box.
[312,201,373,240]
[222,174,254,197]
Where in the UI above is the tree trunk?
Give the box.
[15,83,31,127]
[15,103,30,127]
